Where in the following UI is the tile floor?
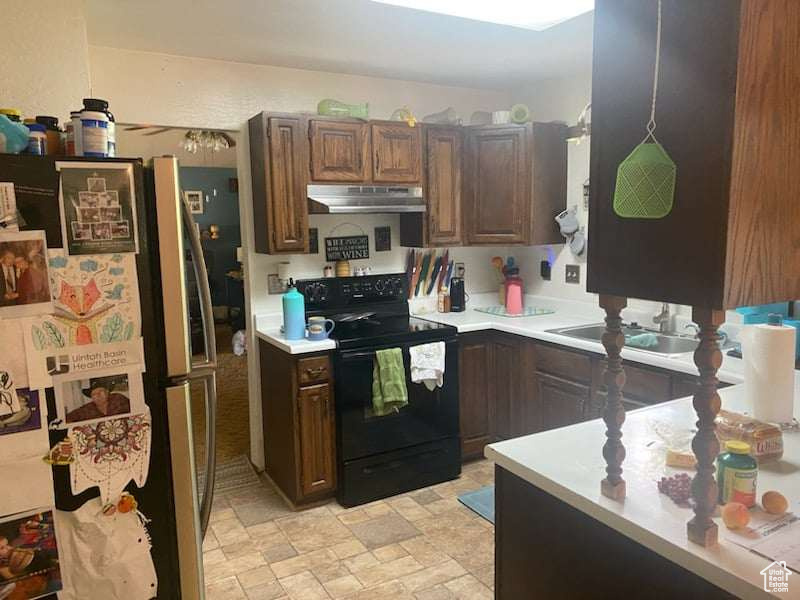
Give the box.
[203,460,495,599]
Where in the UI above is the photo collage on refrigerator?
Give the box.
[0,161,156,600]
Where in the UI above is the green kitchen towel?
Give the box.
[372,348,408,416]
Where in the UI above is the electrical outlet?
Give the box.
[565,264,581,284]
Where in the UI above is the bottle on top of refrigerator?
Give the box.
[83,98,115,156]
[35,116,60,155]
[69,111,82,156]
[79,109,108,157]
[26,123,47,155]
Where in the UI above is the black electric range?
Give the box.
[296,274,461,506]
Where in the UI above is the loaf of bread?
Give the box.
[715,410,784,463]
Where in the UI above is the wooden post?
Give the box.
[599,295,627,500]
[687,307,725,546]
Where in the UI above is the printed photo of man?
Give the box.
[65,376,131,423]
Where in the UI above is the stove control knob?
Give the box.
[375,279,385,293]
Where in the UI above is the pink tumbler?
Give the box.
[505,272,524,316]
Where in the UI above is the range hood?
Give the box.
[307,185,425,214]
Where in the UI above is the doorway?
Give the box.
[116,124,251,495]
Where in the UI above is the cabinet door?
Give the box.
[371,122,422,183]
[493,335,523,440]
[459,334,494,460]
[297,384,336,497]
[309,120,369,182]
[534,372,590,430]
[465,126,529,244]
[267,116,309,253]
[425,126,462,245]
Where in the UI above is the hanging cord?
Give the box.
[645,0,663,142]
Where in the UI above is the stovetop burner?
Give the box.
[295,274,456,350]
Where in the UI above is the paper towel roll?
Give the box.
[741,323,796,423]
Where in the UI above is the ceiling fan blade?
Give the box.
[143,127,173,136]
[123,125,154,131]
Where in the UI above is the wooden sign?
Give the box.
[325,235,369,261]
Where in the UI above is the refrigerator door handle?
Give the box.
[181,196,218,371]
[180,196,218,538]
[165,383,205,600]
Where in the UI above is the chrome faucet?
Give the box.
[652,302,673,334]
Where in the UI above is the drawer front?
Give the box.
[534,343,592,383]
[298,355,331,385]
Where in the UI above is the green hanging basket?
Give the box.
[613,140,676,219]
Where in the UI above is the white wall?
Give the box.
[88,46,510,130]
[0,0,91,119]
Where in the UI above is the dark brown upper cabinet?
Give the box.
[464,123,566,246]
[424,125,463,246]
[588,0,800,309]
[308,119,370,182]
[370,121,422,183]
[248,112,309,254]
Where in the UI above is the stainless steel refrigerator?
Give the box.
[1,154,218,599]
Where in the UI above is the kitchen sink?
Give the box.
[546,324,705,355]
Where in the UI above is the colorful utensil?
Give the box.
[415,251,431,297]
[426,256,442,295]
[409,251,424,299]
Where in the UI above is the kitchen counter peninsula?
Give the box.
[486,377,800,599]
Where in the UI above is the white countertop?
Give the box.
[254,294,748,382]
[486,379,800,599]
[253,313,336,354]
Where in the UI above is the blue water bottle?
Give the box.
[282,279,306,340]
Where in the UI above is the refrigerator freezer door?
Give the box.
[166,383,205,600]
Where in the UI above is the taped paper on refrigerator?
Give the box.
[68,409,151,505]
[0,389,48,462]
[0,456,55,517]
[55,497,157,600]
[0,509,63,600]
[55,161,139,256]
[53,365,145,429]
[25,339,144,395]
[0,230,53,319]
[23,251,141,389]
[0,318,30,388]
[0,183,19,231]
[0,368,20,417]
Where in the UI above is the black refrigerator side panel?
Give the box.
[2,155,183,600]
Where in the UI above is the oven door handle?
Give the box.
[340,350,378,360]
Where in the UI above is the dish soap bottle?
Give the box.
[282,279,306,341]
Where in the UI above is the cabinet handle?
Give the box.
[305,366,325,377]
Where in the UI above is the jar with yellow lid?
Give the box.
[717,440,757,507]
[0,108,22,122]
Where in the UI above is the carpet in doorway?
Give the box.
[458,485,495,524]
[197,454,261,496]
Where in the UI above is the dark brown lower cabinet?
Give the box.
[457,333,730,462]
[458,333,495,460]
[259,340,336,505]
[534,372,590,431]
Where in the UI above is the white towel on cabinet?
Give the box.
[409,342,446,391]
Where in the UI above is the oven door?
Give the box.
[334,338,459,462]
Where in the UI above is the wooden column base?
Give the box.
[601,478,626,501]
[687,519,719,547]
